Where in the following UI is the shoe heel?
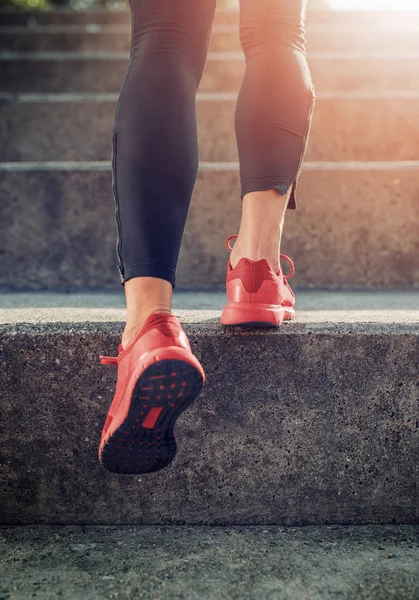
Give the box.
[220,303,285,327]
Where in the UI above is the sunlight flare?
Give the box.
[326,0,419,9]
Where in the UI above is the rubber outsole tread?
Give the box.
[100,359,203,474]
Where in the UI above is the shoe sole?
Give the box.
[99,358,204,474]
[220,304,295,327]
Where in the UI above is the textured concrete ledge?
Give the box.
[1,309,419,332]
[0,166,418,290]
[1,53,418,93]
[1,525,418,599]
[2,95,419,162]
[0,307,418,525]
[1,289,419,331]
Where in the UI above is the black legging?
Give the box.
[112,0,315,287]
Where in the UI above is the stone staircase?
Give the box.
[0,6,419,599]
[1,6,419,290]
[0,4,418,532]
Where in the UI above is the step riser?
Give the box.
[1,325,418,525]
[2,28,419,53]
[2,97,419,163]
[2,56,419,93]
[1,9,419,27]
[0,9,240,27]
[1,168,418,290]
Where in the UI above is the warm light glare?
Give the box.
[327,0,419,9]
[225,0,419,9]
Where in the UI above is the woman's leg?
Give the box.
[231,0,315,272]
[111,0,216,348]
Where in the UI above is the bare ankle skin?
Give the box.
[230,188,291,272]
[121,276,173,350]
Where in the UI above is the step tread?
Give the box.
[2,160,419,170]
[1,292,418,330]
[3,50,419,59]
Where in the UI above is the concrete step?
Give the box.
[1,161,419,290]
[1,291,418,525]
[2,52,419,93]
[1,525,418,599]
[2,23,419,54]
[2,8,419,27]
[2,92,419,162]
[0,8,240,27]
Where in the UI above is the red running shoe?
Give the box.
[98,312,205,474]
[220,234,296,327]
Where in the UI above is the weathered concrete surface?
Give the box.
[3,96,419,163]
[2,54,419,93]
[3,25,419,54]
[0,309,418,525]
[0,525,418,600]
[1,291,419,326]
[1,305,419,328]
[0,166,418,290]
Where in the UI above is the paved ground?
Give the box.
[1,525,418,600]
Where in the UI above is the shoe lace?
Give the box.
[99,355,118,365]
[225,235,295,280]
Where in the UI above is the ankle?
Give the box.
[122,276,173,350]
[230,189,289,271]
[230,241,280,272]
